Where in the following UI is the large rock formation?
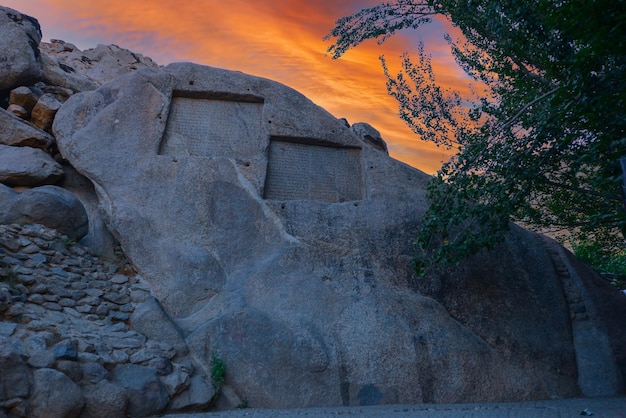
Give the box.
[53,62,625,408]
[0,5,624,416]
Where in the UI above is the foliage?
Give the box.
[326,0,626,272]
[574,239,626,289]
[61,237,76,247]
[211,353,226,392]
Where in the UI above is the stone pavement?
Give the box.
[167,397,626,418]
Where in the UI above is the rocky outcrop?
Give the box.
[39,40,159,92]
[0,6,43,91]
[0,5,624,416]
[350,122,389,154]
[0,224,217,417]
[0,5,162,255]
[53,61,624,409]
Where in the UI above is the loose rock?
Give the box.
[0,144,63,186]
[29,368,84,418]
[0,108,54,149]
[0,186,88,240]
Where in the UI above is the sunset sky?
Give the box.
[5,0,471,173]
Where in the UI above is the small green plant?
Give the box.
[211,353,226,392]
[237,399,249,409]
[62,237,76,247]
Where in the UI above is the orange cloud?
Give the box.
[5,0,472,174]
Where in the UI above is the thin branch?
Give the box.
[492,87,560,135]
[539,177,620,202]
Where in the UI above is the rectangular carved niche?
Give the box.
[264,138,364,202]
[158,93,264,159]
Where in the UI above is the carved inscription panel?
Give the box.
[264,140,363,202]
[159,97,263,158]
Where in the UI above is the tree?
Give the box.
[325,0,626,276]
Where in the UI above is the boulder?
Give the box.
[0,183,18,206]
[39,40,159,93]
[168,374,215,411]
[0,185,88,240]
[7,103,28,119]
[31,93,62,132]
[0,6,43,91]
[130,297,188,357]
[0,108,54,149]
[29,368,84,418]
[159,363,190,397]
[9,85,39,114]
[0,144,63,186]
[350,122,389,154]
[55,360,83,382]
[52,339,78,361]
[53,62,624,408]
[0,336,32,402]
[81,362,109,385]
[81,381,128,418]
[112,364,169,417]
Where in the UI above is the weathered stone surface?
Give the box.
[55,360,82,382]
[0,185,88,240]
[30,93,62,131]
[0,108,53,149]
[168,374,215,411]
[0,222,215,415]
[112,364,169,417]
[0,336,31,401]
[50,62,625,409]
[29,368,84,418]
[557,246,625,396]
[58,153,118,257]
[39,40,158,93]
[9,86,39,113]
[0,144,62,186]
[7,104,28,119]
[0,184,18,211]
[130,297,188,357]
[350,122,388,154]
[82,381,127,418]
[27,349,55,368]
[0,19,619,416]
[159,363,190,396]
[81,362,108,385]
[52,339,78,360]
[0,7,43,91]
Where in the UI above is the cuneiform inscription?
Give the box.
[159,97,263,158]
[264,140,363,202]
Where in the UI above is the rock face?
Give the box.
[0,5,624,415]
[0,223,216,417]
[0,6,43,91]
[53,62,625,408]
